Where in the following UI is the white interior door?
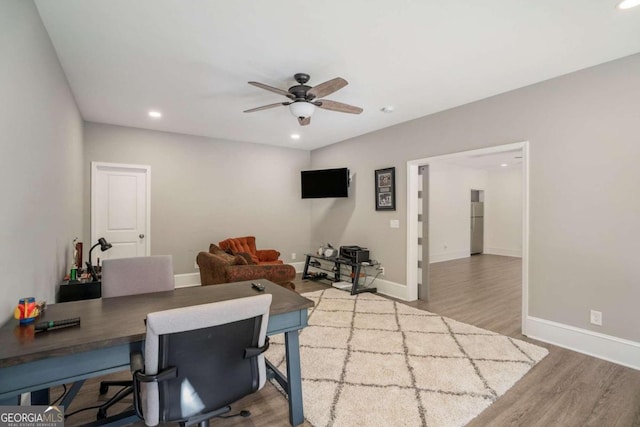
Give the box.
[91,162,150,262]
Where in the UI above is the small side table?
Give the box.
[58,280,101,302]
[302,254,377,295]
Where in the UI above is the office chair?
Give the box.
[97,255,175,419]
[130,294,272,427]
[101,255,175,298]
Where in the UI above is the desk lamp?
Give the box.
[86,237,112,281]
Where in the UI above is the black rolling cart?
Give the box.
[302,253,377,295]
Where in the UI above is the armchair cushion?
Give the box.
[218,236,283,265]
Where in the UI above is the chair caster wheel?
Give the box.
[97,409,107,419]
[99,384,109,394]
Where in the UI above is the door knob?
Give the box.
[139,234,145,239]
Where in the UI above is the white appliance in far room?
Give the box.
[470,201,484,255]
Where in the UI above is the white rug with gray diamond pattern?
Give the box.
[266,288,548,427]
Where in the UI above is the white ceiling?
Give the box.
[35,0,640,150]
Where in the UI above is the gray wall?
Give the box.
[0,0,83,314]
[83,123,311,274]
[311,53,640,342]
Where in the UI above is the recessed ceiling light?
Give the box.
[148,111,162,118]
[290,134,301,140]
[618,0,640,9]
[381,106,395,113]
[500,163,508,167]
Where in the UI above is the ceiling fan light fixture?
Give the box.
[246,74,361,126]
[289,101,315,118]
[618,0,640,9]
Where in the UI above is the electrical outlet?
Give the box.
[291,253,296,260]
[590,310,602,326]
[379,266,385,275]
[194,261,199,270]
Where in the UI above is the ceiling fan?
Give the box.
[243,73,363,126]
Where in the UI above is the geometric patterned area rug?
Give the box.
[266,288,548,427]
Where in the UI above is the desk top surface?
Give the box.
[0,280,313,368]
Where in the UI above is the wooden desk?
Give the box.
[0,280,313,426]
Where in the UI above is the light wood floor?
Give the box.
[416,254,523,337]
[59,255,640,426]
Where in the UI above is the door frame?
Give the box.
[406,141,529,334]
[91,162,151,257]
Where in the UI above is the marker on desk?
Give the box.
[35,317,80,333]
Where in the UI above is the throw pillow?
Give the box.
[209,243,224,254]
[207,253,231,266]
[209,243,236,263]
[236,253,256,265]
[233,255,248,266]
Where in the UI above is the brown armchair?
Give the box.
[218,236,283,265]
[197,244,295,290]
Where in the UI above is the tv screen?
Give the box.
[301,168,349,198]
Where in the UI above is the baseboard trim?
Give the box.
[369,278,409,301]
[174,273,201,288]
[177,270,407,301]
[525,316,640,371]
[289,261,306,273]
[429,251,469,264]
[484,247,522,257]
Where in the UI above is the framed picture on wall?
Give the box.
[375,167,396,211]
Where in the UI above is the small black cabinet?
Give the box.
[58,280,101,302]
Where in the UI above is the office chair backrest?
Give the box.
[139,294,272,426]
[102,255,175,298]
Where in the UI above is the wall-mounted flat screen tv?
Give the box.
[301,167,350,198]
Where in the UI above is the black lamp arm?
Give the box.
[86,242,101,282]
[86,238,112,282]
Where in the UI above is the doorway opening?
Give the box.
[406,141,529,335]
[470,190,485,255]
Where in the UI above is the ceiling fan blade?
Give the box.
[248,81,293,98]
[298,117,311,126]
[307,77,348,99]
[243,102,289,113]
[316,99,363,114]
